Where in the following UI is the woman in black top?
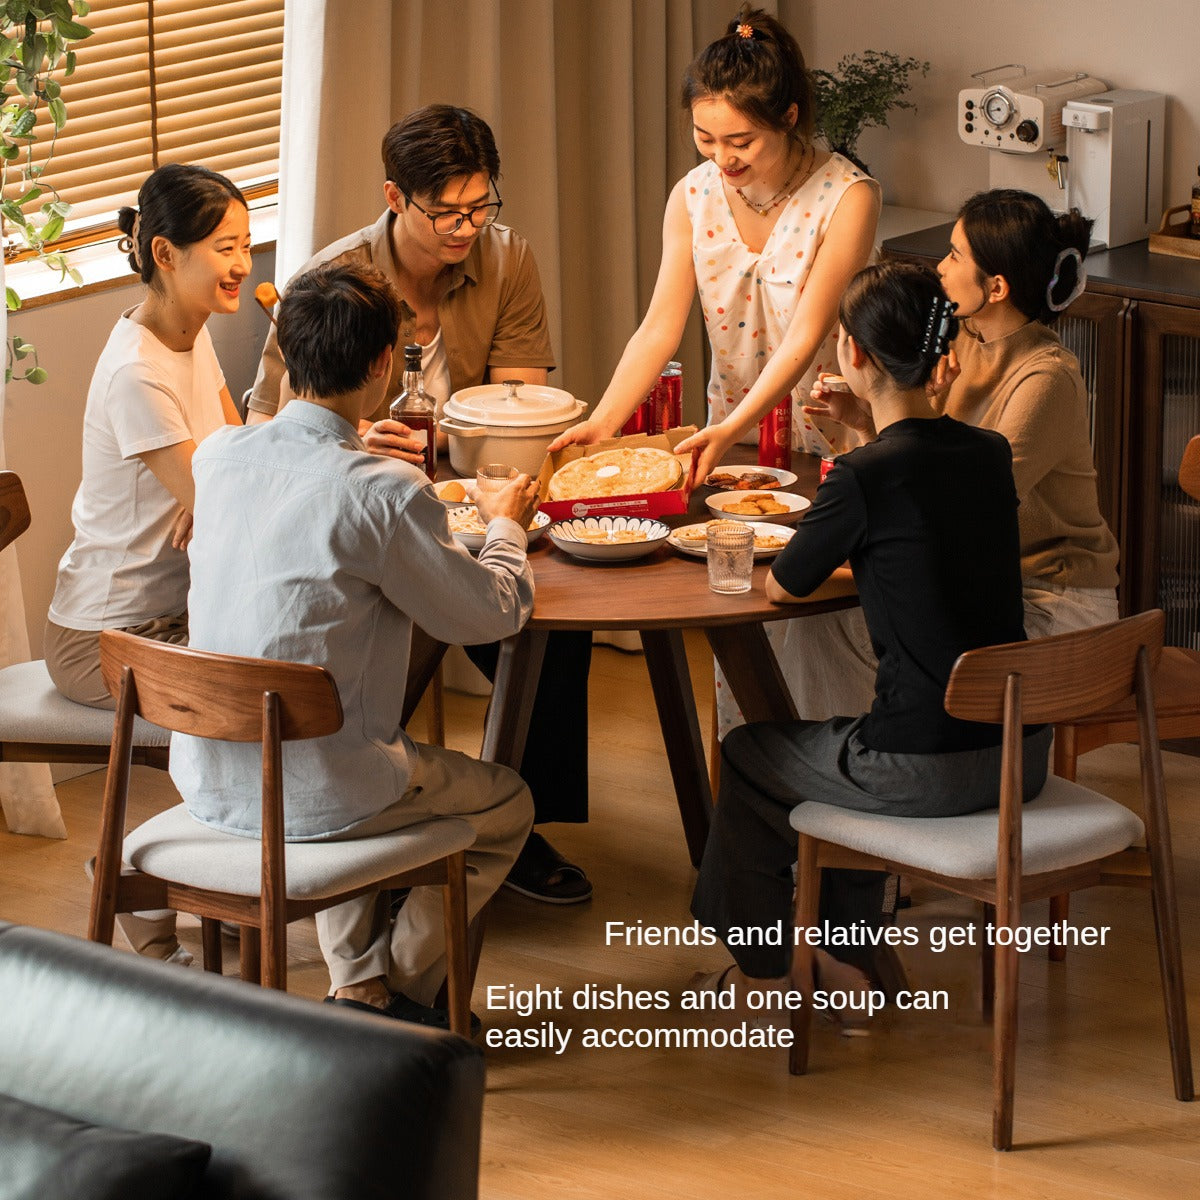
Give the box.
[690,262,1053,1015]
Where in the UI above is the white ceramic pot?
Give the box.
[439,380,585,478]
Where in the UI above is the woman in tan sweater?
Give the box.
[796,189,1119,721]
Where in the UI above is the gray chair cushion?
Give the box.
[789,774,1145,879]
[0,660,169,748]
[124,805,476,899]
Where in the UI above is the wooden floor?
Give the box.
[3,631,1200,1197]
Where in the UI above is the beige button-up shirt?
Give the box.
[247,210,555,423]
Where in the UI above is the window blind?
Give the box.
[9,0,283,237]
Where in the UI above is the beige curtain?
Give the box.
[275,0,771,422]
[0,259,67,839]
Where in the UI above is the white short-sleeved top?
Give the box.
[49,313,226,631]
[684,154,877,455]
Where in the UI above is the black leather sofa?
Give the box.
[0,922,485,1199]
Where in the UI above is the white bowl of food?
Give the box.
[669,520,796,559]
[447,504,550,552]
[547,516,670,562]
[704,490,811,524]
[702,464,798,490]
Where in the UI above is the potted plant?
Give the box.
[809,50,929,175]
[1,0,93,385]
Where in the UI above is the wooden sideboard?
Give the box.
[882,225,1200,651]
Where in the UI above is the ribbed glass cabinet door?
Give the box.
[1135,304,1200,648]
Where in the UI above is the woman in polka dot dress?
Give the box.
[550,6,879,484]
[549,7,879,737]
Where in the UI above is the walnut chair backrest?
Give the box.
[1179,435,1200,504]
[99,629,342,742]
[944,610,1164,727]
[0,471,32,555]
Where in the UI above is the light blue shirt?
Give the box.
[171,400,534,839]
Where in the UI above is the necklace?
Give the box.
[733,143,814,216]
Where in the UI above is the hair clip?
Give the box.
[921,296,955,359]
[1046,246,1086,313]
[736,22,754,38]
[129,211,143,267]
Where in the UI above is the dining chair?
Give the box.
[0,472,171,782]
[1046,434,1200,958]
[786,611,1193,1151]
[86,629,476,1036]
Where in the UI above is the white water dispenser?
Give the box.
[1064,89,1165,250]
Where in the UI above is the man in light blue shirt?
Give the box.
[174,261,538,1025]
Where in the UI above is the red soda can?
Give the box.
[621,391,655,436]
[757,397,792,470]
[658,361,683,432]
[819,455,836,483]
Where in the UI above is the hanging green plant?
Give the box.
[1,0,94,384]
[809,50,929,176]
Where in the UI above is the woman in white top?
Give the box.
[550,5,879,483]
[45,163,249,963]
[46,163,249,706]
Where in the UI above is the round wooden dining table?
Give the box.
[408,449,858,867]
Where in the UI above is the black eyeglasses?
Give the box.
[405,190,503,236]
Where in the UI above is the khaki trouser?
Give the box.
[315,741,533,1004]
[47,614,189,959]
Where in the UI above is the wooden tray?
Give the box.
[1149,206,1200,259]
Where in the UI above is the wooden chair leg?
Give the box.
[788,834,820,1075]
[239,926,262,984]
[993,936,1019,1151]
[442,850,472,1038]
[1047,894,1070,962]
[426,663,446,748]
[1048,727,1079,961]
[200,918,223,974]
[980,902,995,1022]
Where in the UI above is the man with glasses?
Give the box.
[247,105,594,907]
[247,104,554,438]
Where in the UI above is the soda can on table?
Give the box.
[621,384,658,436]
[657,361,683,432]
[757,397,792,471]
[819,455,837,483]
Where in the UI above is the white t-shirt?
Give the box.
[49,313,227,631]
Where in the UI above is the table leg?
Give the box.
[640,629,713,868]
[480,628,549,770]
[706,623,798,726]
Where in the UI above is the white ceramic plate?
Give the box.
[435,477,477,505]
[669,521,797,559]
[448,505,550,551]
[548,516,671,562]
[701,463,798,490]
[704,490,811,524]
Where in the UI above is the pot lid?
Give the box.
[444,380,582,427]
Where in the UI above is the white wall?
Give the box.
[795,0,1200,214]
[5,249,276,656]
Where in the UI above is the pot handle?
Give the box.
[438,417,490,438]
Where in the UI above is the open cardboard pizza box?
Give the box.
[536,426,698,520]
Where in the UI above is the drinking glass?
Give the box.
[707,521,755,594]
[475,463,518,494]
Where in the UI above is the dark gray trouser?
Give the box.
[691,717,1053,978]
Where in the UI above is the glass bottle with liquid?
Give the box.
[1191,165,1200,240]
[389,343,438,481]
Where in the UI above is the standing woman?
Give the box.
[45,163,249,963]
[551,5,880,482]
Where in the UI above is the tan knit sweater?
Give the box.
[936,322,1119,589]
